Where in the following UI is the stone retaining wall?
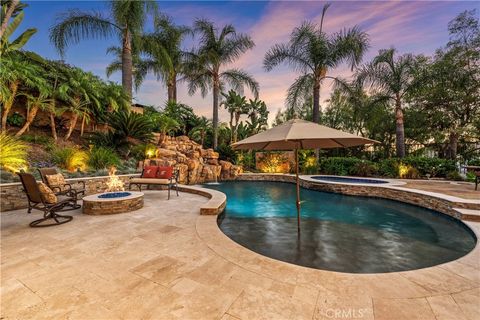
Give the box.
[236,174,477,220]
[0,174,138,212]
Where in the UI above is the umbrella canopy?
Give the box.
[231,119,378,233]
[232,119,378,150]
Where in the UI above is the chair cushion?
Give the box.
[45,173,66,188]
[37,182,57,204]
[157,166,173,179]
[142,166,158,178]
[130,178,176,185]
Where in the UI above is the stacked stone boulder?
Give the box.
[143,136,242,184]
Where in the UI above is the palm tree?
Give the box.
[356,48,415,157]
[0,1,36,55]
[263,3,369,123]
[0,53,40,131]
[15,90,53,136]
[190,116,211,147]
[185,19,259,149]
[139,14,191,102]
[221,90,248,143]
[59,68,101,140]
[105,45,145,93]
[49,0,158,99]
[246,97,268,134]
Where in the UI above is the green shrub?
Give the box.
[87,147,120,170]
[236,151,255,170]
[6,112,24,127]
[377,159,400,177]
[0,132,29,172]
[319,157,372,176]
[467,159,480,166]
[52,147,89,172]
[446,170,463,181]
[401,157,456,178]
[353,161,378,177]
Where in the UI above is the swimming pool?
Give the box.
[205,181,476,273]
[311,175,389,184]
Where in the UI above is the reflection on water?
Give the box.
[206,181,476,273]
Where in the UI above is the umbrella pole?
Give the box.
[295,148,301,233]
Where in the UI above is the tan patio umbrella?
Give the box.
[231,119,378,232]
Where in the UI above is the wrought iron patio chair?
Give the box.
[38,167,85,205]
[17,172,75,227]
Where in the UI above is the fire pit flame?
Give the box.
[106,167,124,192]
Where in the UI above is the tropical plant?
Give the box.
[0,0,37,55]
[356,49,416,158]
[263,3,369,123]
[139,14,191,102]
[87,147,120,170]
[221,90,248,143]
[52,146,88,172]
[16,90,54,136]
[0,52,41,131]
[189,116,211,147]
[0,132,28,172]
[49,0,158,99]
[108,111,154,144]
[162,101,198,135]
[184,19,259,149]
[157,113,180,143]
[246,97,269,134]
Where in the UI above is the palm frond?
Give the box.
[49,10,119,56]
[221,69,259,98]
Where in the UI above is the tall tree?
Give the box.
[263,3,369,123]
[408,10,480,159]
[49,0,158,100]
[185,19,259,149]
[139,14,191,102]
[221,90,248,143]
[356,49,415,158]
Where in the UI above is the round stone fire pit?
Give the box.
[83,191,144,215]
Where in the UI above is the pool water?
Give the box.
[205,181,476,273]
[311,176,388,184]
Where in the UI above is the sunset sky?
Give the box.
[21,1,478,122]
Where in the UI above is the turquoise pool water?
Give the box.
[205,181,476,273]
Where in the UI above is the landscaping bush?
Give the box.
[319,157,375,176]
[446,170,463,181]
[52,147,89,172]
[377,158,399,177]
[401,157,456,178]
[87,147,120,170]
[0,132,29,172]
[236,151,255,170]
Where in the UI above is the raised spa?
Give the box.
[311,175,389,184]
[205,181,476,273]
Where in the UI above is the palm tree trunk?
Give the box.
[80,114,86,136]
[0,0,19,38]
[395,96,406,158]
[212,78,220,150]
[167,73,177,102]
[122,28,133,101]
[1,81,19,132]
[312,80,321,123]
[201,131,205,147]
[50,112,57,141]
[65,113,78,140]
[15,104,39,136]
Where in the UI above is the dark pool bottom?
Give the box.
[207,181,476,273]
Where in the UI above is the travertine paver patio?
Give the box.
[1,190,479,320]
[401,180,479,200]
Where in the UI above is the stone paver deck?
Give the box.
[1,190,479,320]
[401,180,479,200]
